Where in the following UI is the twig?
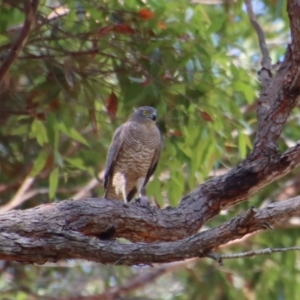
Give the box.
[72,170,104,200]
[0,176,35,213]
[245,0,272,86]
[96,261,193,300]
[47,260,197,300]
[214,246,300,261]
[0,0,38,87]
[72,178,99,200]
[205,253,223,266]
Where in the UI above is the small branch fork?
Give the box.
[207,247,300,266]
[0,0,38,87]
[244,0,300,157]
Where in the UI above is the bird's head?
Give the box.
[130,106,157,123]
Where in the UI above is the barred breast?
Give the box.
[112,121,160,199]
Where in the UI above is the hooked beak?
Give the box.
[151,114,157,121]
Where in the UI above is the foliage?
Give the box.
[0,0,298,299]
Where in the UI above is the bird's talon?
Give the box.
[134,196,150,206]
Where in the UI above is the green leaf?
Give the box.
[177,142,193,158]
[46,113,59,151]
[168,84,186,95]
[58,123,90,147]
[10,124,29,136]
[49,167,59,200]
[65,157,87,171]
[238,132,247,159]
[54,151,64,167]
[276,0,285,18]
[30,150,48,177]
[69,128,90,147]
[233,81,255,104]
[30,119,48,146]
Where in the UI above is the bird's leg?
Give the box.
[117,173,128,203]
[121,183,127,203]
[113,172,128,202]
[134,178,150,206]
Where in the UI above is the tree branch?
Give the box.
[1,139,300,247]
[288,0,300,64]
[214,246,300,261]
[247,0,300,157]
[1,0,300,267]
[1,196,300,264]
[0,176,35,213]
[0,0,38,86]
[93,261,192,300]
[245,0,272,86]
[44,262,185,299]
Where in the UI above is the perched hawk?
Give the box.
[104,106,161,203]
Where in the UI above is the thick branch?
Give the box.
[1,197,300,265]
[288,0,300,64]
[1,143,300,247]
[0,0,38,86]
[250,0,300,156]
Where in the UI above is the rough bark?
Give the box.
[1,196,300,265]
[1,0,300,266]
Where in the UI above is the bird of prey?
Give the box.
[104,106,161,204]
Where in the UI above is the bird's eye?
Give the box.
[142,111,149,116]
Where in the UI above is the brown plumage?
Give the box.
[104,106,161,203]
